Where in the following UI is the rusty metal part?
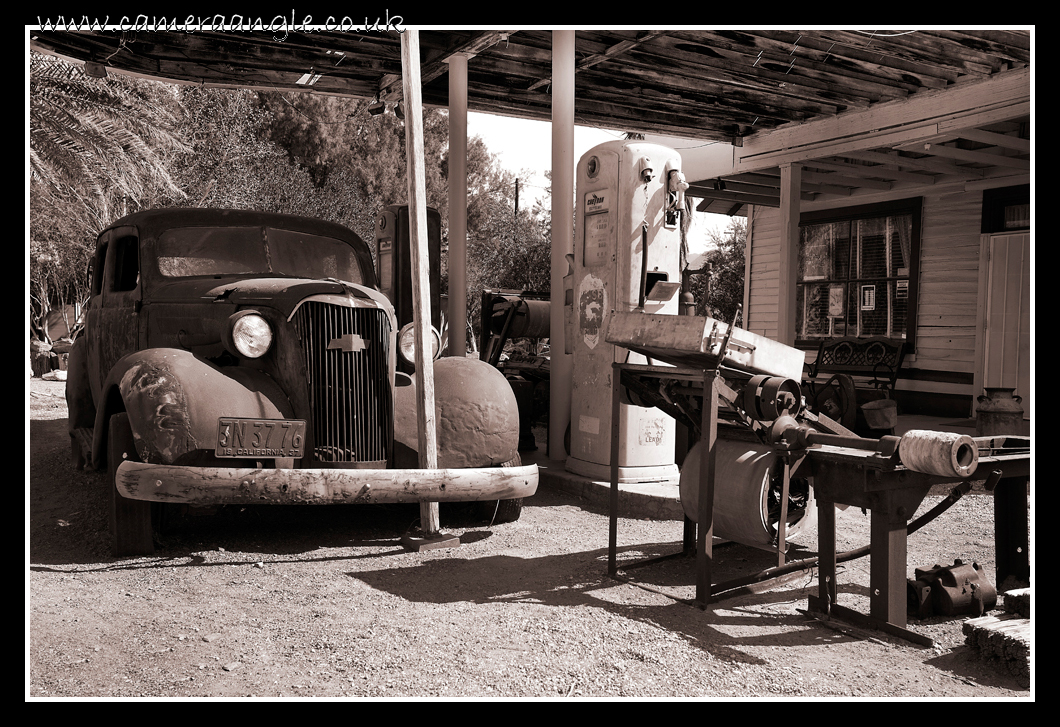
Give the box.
[768,415,900,457]
[115,460,538,505]
[908,559,997,618]
[710,472,1001,602]
[743,375,801,420]
[712,305,741,374]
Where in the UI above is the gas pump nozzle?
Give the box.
[666,168,688,227]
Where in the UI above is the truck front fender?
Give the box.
[395,357,520,468]
[92,348,294,468]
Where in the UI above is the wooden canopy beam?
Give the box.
[527,30,667,91]
[381,30,517,103]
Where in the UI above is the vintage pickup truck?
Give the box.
[65,208,537,555]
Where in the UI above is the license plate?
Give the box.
[216,418,306,459]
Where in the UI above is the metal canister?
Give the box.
[975,387,1025,436]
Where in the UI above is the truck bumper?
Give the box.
[115,461,538,505]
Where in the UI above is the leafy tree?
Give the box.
[686,216,746,324]
[29,51,186,222]
[29,52,186,341]
[257,92,450,243]
[450,139,551,343]
[29,181,95,341]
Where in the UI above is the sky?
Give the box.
[466,111,730,257]
[467,112,621,206]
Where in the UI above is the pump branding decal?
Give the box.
[583,191,609,213]
[639,418,666,446]
[579,274,607,350]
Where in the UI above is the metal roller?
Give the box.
[899,429,979,478]
[490,297,551,338]
[742,375,801,420]
[679,439,815,551]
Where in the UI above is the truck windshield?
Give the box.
[156,226,366,286]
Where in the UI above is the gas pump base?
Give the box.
[565,455,679,485]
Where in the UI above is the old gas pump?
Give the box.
[565,141,688,482]
[375,205,443,372]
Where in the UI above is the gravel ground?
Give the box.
[28,376,1033,699]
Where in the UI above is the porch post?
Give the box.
[778,163,802,346]
[400,29,441,537]
[446,53,469,357]
[549,30,575,460]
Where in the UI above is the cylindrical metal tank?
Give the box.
[679,438,816,551]
[975,387,1025,436]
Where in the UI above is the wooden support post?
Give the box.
[400,29,452,550]
[994,475,1029,589]
[869,504,907,628]
[777,163,801,346]
[549,30,575,461]
[608,362,621,577]
[776,460,790,568]
[446,53,468,358]
[817,500,837,610]
[694,370,718,608]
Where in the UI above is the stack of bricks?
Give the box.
[962,588,1031,687]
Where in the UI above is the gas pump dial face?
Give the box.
[586,156,599,178]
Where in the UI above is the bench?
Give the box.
[804,336,906,430]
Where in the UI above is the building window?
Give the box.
[982,184,1030,233]
[797,199,920,345]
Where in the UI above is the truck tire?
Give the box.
[108,413,155,556]
[476,455,525,523]
[488,497,523,525]
[477,454,524,524]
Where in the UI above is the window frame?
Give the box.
[981,184,1029,234]
[796,197,922,349]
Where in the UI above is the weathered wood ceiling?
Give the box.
[30,28,1031,214]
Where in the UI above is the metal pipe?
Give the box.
[639,222,649,308]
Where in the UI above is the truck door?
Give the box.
[88,226,141,400]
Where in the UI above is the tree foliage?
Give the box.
[257,92,450,243]
[29,52,551,353]
[686,216,747,324]
[29,52,186,340]
[29,51,186,221]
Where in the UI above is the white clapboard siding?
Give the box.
[912,189,983,377]
[746,206,781,341]
[743,187,1024,411]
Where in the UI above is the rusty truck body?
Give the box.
[65,208,537,555]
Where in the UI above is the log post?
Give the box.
[400,29,446,542]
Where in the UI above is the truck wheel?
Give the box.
[477,455,524,524]
[108,413,155,557]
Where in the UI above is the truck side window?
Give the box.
[91,242,107,296]
[112,234,140,292]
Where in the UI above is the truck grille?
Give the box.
[292,301,392,465]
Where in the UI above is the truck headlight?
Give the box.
[226,311,272,359]
[398,322,441,365]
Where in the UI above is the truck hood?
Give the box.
[149,277,393,318]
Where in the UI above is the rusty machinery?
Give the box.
[604,310,1030,646]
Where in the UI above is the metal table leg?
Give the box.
[694,369,717,608]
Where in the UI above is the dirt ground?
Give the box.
[27,376,1032,699]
